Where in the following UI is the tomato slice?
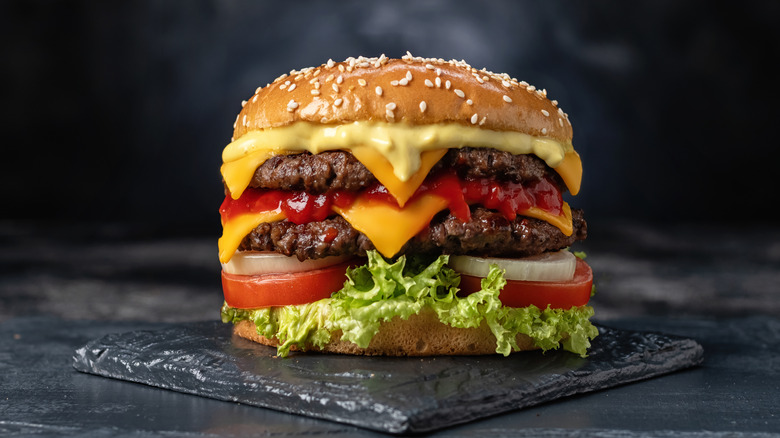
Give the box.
[222,260,356,309]
[458,258,593,309]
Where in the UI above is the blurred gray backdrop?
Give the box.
[3,1,779,236]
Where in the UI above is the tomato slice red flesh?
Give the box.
[222,260,355,309]
[458,258,593,309]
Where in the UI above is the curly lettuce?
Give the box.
[222,251,598,357]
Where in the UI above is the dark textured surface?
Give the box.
[2,316,779,436]
[71,322,702,434]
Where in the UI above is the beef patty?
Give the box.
[238,207,587,261]
[235,147,584,260]
[246,147,565,193]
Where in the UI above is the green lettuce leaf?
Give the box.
[222,251,598,358]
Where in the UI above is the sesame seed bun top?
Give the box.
[232,53,573,144]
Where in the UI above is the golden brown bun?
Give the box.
[233,309,538,356]
[233,54,572,143]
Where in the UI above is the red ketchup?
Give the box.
[220,170,563,225]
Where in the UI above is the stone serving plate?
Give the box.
[73,321,703,434]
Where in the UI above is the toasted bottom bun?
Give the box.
[233,309,539,356]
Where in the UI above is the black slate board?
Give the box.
[72,322,703,434]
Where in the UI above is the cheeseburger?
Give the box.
[219,53,598,357]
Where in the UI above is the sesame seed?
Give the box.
[445,80,451,90]
[541,128,548,134]
[436,68,441,76]
[386,109,395,119]
[425,79,434,87]
[336,75,344,84]
[252,94,259,103]
[286,100,298,111]
[470,114,478,124]
[358,79,367,86]
[334,98,343,106]
[288,83,296,92]
[242,114,247,125]
[406,71,412,81]
[527,85,536,92]
[386,102,396,110]
[332,83,339,93]
[279,84,287,90]
[375,86,383,96]
[419,101,427,112]
[454,89,465,98]
[399,78,409,86]
[313,81,320,89]
[502,80,511,88]
[503,95,513,103]
[311,89,320,96]
[425,64,435,70]
[558,118,564,127]
[391,80,399,86]
[326,59,335,68]
[541,109,550,117]
[435,77,442,88]
[241,100,247,107]
[466,99,473,105]
[255,86,263,94]
[479,116,487,126]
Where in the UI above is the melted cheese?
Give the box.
[555,151,582,196]
[523,203,573,237]
[221,121,581,201]
[218,209,285,263]
[350,147,447,207]
[333,193,450,258]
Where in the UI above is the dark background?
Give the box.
[3,1,780,236]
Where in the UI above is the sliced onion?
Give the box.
[449,250,577,282]
[222,252,353,276]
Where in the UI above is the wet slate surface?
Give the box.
[70,321,703,434]
[4,316,780,436]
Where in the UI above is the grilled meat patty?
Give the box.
[247,147,564,193]
[236,148,584,260]
[239,207,587,261]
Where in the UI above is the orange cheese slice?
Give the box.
[221,149,286,200]
[555,151,582,196]
[218,209,285,263]
[333,193,450,258]
[350,147,448,207]
[522,203,573,236]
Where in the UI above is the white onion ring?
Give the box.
[449,250,577,282]
[222,252,353,275]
